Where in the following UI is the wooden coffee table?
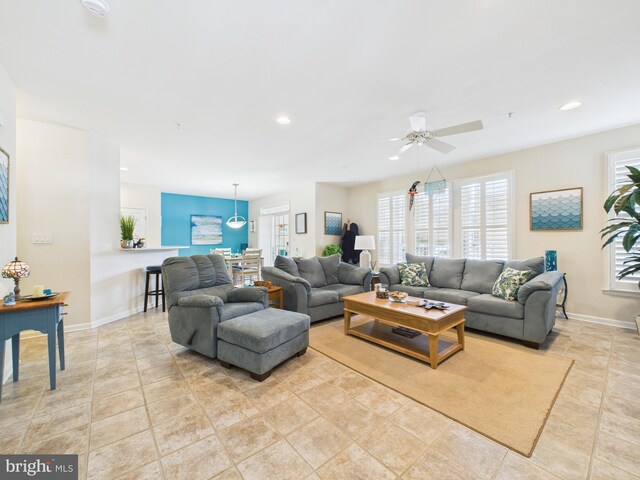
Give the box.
[343,291,467,369]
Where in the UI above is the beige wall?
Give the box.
[315,183,349,256]
[120,182,162,248]
[0,61,16,381]
[17,119,92,326]
[347,123,640,326]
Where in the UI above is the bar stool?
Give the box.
[144,266,165,312]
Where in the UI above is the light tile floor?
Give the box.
[1,311,639,480]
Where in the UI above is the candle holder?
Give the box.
[2,257,31,299]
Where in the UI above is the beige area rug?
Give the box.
[309,316,573,457]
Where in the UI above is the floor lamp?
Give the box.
[354,235,376,270]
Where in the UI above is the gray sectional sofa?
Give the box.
[261,254,372,322]
[379,254,565,348]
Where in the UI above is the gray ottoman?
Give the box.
[217,309,310,381]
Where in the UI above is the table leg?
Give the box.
[428,334,439,369]
[456,323,465,350]
[48,325,57,390]
[11,334,20,382]
[344,309,351,334]
[58,319,65,370]
[0,338,4,402]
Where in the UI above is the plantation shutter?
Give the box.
[377,191,406,266]
[413,189,451,257]
[456,172,511,260]
[607,149,640,291]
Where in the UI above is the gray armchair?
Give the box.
[161,254,268,358]
[261,254,372,322]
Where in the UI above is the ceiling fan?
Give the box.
[388,112,483,156]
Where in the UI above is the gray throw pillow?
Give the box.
[274,255,300,277]
[318,254,340,285]
[295,257,328,288]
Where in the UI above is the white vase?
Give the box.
[121,239,134,249]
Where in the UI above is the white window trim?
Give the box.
[452,170,515,260]
[604,147,640,294]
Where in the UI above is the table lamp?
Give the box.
[2,257,31,299]
[354,235,376,270]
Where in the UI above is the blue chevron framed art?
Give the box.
[530,187,583,231]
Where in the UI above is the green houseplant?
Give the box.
[601,165,640,333]
[322,244,343,257]
[120,215,136,249]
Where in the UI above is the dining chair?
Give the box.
[233,249,262,284]
[211,247,232,257]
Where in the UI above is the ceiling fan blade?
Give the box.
[386,137,403,142]
[426,138,456,154]
[409,112,427,132]
[397,143,415,155]
[432,120,483,137]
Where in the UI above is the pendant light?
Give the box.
[226,183,247,229]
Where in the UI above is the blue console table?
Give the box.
[0,291,68,402]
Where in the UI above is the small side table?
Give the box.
[0,291,69,403]
[267,286,283,309]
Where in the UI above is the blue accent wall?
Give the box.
[161,192,248,256]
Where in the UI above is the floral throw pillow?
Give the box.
[398,263,429,287]
[492,267,532,301]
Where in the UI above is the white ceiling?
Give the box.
[1,0,640,200]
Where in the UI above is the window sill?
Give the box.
[602,288,640,298]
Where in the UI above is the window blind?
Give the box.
[377,191,406,266]
[607,148,640,291]
[413,189,451,257]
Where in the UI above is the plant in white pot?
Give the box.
[601,165,640,333]
[120,215,136,249]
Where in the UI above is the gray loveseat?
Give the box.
[379,254,565,348]
[261,254,372,322]
[161,254,268,358]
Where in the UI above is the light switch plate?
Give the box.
[32,233,53,244]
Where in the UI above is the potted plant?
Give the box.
[120,215,136,249]
[601,165,640,333]
[322,244,343,257]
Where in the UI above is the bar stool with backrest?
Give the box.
[144,265,165,312]
[232,249,262,284]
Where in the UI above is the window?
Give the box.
[454,172,512,260]
[376,171,512,266]
[258,202,290,266]
[377,191,406,265]
[413,188,451,257]
[606,147,640,293]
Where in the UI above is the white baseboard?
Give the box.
[566,311,636,330]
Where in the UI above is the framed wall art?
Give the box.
[0,147,9,224]
[530,187,583,231]
[324,211,342,235]
[191,215,223,244]
[295,213,307,234]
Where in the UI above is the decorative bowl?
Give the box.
[388,291,408,303]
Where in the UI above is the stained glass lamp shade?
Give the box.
[2,257,30,298]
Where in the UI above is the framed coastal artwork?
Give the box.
[0,147,9,224]
[295,213,307,234]
[191,215,223,244]
[324,211,342,235]
[530,187,583,231]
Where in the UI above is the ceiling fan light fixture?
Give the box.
[82,0,110,17]
[389,155,400,161]
[226,183,247,229]
[276,116,291,125]
[559,101,582,111]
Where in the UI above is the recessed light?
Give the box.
[120,167,128,171]
[389,156,400,161]
[559,101,582,111]
[276,116,291,125]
